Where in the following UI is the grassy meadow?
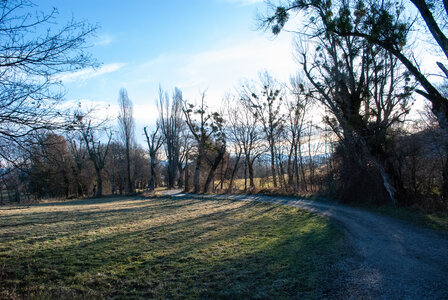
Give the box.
[0,196,344,299]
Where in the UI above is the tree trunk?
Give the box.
[149,153,157,191]
[194,146,203,193]
[294,143,300,192]
[219,156,228,190]
[177,162,184,189]
[14,188,20,203]
[184,159,190,192]
[227,150,242,193]
[126,144,132,194]
[269,145,277,188]
[298,140,308,192]
[204,145,226,193]
[277,152,287,191]
[244,158,248,191]
[442,143,448,200]
[95,168,102,198]
[248,158,255,189]
[62,170,69,199]
[168,157,177,189]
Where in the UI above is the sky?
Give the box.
[39,0,298,145]
[37,0,444,146]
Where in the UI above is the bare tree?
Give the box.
[183,91,226,193]
[144,124,164,191]
[261,0,448,199]
[240,71,285,188]
[158,86,184,189]
[73,112,112,198]
[295,26,413,203]
[66,133,90,197]
[104,142,124,195]
[285,74,310,192]
[0,0,97,161]
[117,88,135,194]
[227,95,265,190]
[177,126,194,190]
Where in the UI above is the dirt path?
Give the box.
[165,191,448,299]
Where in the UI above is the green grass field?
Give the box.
[0,196,344,299]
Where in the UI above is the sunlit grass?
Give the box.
[0,196,344,299]
[216,176,283,190]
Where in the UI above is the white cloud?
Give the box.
[58,63,125,83]
[133,103,159,124]
[175,34,297,104]
[109,32,297,113]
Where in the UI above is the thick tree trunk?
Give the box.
[227,151,242,193]
[177,162,184,189]
[219,156,228,190]
[346,131,397,204]
[248,158,255,189]
[168,157,177,189]
[95,169,102,198]
[149,154,157,191]
[410,0,448,60]
[442,143,448,200]
[194,146,203,193]
[204,145,226,193]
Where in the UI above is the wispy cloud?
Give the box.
[58,63,125,83]
[115,33,296,110]
[94,33,116,46]
[175,34,296,102]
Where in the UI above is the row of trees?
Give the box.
[1,64,446,211]
[259,0,448,206]
[0,0,447,211]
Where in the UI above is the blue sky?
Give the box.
[44,0,442,146]
[41,0,298,144]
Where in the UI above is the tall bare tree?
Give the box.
[73,112,112,198]
[158,86,184,189]
[144,124,164,191]
[227,96,265,190]
[285,75,310,192]
[118,88,135,194]
[240,71,285,188]
[183,92,226,193]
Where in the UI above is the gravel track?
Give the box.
[165,191,448,299]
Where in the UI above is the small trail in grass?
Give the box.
[164,190,448,299]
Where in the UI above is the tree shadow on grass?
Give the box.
[0,198,207,229]
[0,199,342,299]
